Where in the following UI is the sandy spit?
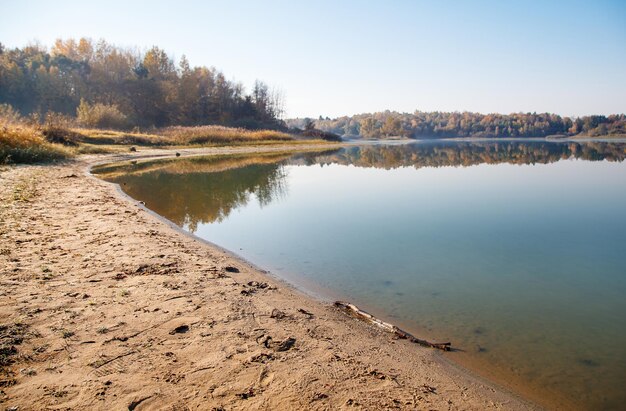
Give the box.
[0,146,540,410]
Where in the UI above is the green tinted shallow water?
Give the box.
[95,141,626,410]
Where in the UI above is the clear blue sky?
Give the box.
[1,0,625,118]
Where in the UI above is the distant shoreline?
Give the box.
[343,134,626,143]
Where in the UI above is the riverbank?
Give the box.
[1,146,539,410]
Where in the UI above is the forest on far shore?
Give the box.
[287,111,626,139]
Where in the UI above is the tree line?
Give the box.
[287,111,626,139]
[0,39,285,129]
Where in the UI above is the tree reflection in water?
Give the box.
[95,141,626,230]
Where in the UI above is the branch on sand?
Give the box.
[334,301,451,351]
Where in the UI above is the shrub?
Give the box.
[41,127,84,146]
[38,112,82,146]
[76,99,129,130]
[298,128,342,142]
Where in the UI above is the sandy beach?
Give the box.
[0,147,540,410]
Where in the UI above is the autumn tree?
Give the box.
[293,111,625,139]
[0,38,287,130]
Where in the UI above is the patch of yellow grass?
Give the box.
[73,128,170,146]
[160,126,293,145]
[74,144,122,154]
[0,124,71,164]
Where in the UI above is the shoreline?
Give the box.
[345,135,626,144]
[93,147,586,411]
[1,146,545,409]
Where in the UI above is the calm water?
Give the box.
[95,141,626,410]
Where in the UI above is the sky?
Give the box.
[1,0,625,118]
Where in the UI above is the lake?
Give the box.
[94,140,626,410]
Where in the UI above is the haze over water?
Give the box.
[96,140,626,410]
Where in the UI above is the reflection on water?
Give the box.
[97,141,626,228]
[322,139,626,169]
[95,140,626,410]
[96,152,294,231]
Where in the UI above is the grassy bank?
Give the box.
[72,125,294,147]
[160,126,293,145]
[1,120,324,164]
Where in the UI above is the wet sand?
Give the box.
[0,146,541,410]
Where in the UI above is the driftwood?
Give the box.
[334,301,451,351]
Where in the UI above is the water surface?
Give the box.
[95,141,626,410]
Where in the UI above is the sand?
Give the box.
[0,146,540,410]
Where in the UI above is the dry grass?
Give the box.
[74,126,295,147]
[74,128,170,146]
[160,125,293,145]
[1,117,323,164]
[0,124,72,164]
[74,144,122,155]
